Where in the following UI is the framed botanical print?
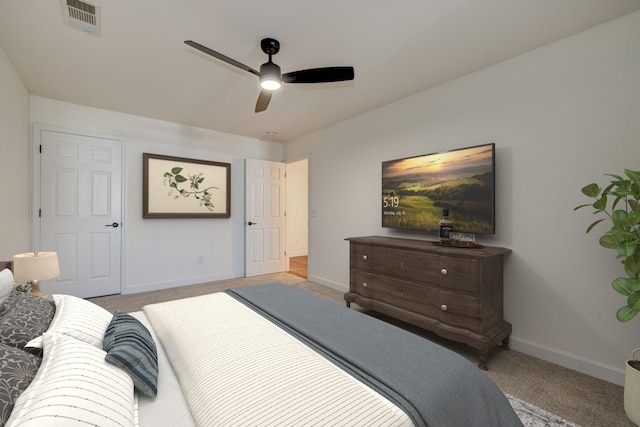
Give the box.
[143,153,230,218]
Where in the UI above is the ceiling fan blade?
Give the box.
[184,40,260,77]
[255,90,272,113]
[282,66,354,84]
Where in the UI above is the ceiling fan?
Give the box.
[184,38,355,113]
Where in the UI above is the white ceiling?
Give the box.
[1,1,638,142]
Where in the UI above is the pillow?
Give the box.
[0,291,55,352]
[104,311,158,398]
[5,332,135,427]
[0,268,13,310]
[0,343,41,426]
[45,294,113,348]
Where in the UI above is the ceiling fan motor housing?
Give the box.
[260,61,282,90]
[260,38,280,55]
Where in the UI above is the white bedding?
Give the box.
[129,312,196,427]
[143,292,413,426]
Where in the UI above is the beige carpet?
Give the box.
[89,273,633,427]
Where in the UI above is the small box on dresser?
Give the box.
[345,236,512,370]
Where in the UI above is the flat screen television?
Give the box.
[382,143,495,234]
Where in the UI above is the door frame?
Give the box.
[284,153,310,273]
[30,123,127,291]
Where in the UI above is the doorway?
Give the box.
[33,125,124,298]
[285,157,308,279]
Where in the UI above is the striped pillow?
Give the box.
[104,311,158,398]
[6,332,135,427]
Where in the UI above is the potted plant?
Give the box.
[575,168,640,424]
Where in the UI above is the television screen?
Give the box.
[382,143,495,233]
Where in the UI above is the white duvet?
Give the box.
[143,292,413,427]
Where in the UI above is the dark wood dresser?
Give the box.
[345,236,512,370]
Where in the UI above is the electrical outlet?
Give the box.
[197,256,204,265]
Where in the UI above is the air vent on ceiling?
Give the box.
[61,0,101,36]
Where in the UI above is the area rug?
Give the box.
[507,394,580,427]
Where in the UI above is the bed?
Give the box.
[0,263,522,426]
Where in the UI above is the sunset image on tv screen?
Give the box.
[382,143,495,233]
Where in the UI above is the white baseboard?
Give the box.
[509,337,625,386]
[307,274,348,293]
[122,272,239,295]
[288,251,308,258]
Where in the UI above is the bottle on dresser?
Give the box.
[439,209,453,244]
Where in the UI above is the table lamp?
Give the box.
[13,251,60,297]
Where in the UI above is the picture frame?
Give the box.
[143,153,230,218]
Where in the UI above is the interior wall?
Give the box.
[29,97,283,294]
[0,44,30,260]
[284,10,640,385]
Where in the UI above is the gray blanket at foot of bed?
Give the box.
[226,283,522,427]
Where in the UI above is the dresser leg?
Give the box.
[478,351,489,371]
[346,301,351,308]
[501,336,510,350]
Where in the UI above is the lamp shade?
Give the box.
[259,61,282,91]
[13,252,60,283]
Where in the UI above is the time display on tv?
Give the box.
[382,143,495,234]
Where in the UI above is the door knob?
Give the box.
[106,222,119,228]
[247,221,257,226]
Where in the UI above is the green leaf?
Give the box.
[605,173,625,182]
[618,242,637,258]
[593,196,607,211]
[625,169,640,185]
[611,209,629,224]
[599,232,624,249]
[616,306,638,322]
[175,175,187,183]
[171,167,183,174]
[585,219,605,233]
[612,277,634,296]
[581,183,600,198]
[628,291,640,311]
[625,253,640,277]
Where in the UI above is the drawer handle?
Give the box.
[441,304,448,311]
[362,282,368,288]
[440,268,448,275]
[362,254,368,261]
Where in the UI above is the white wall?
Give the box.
[29,97,283,294]
[0,45,31,260]
[284,11,640,385]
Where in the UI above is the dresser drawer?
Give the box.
[439,290,480,332]
[350,271,441,318]
[371,249,440,284]
[438,256,479,293]
[352,243,479,293]
[350,244,377,271]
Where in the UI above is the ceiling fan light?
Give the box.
[260,61,282,91]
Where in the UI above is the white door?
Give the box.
[36,128,123,298]
[245,159,286,277]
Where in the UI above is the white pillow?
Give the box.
[6,332,135,427]
[0,268,14,308]
[47,294,113,347]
